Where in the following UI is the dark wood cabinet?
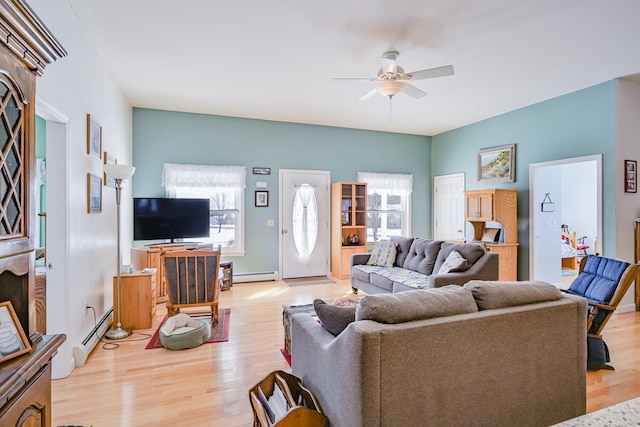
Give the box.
[0,2,66,426]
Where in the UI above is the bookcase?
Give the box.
[331,182,367,280]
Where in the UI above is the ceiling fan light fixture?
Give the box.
[377,81,405,98]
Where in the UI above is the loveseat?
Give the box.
[291,281,587,427]
[350,237,499,294]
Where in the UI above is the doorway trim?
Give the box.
[529,154,602,281]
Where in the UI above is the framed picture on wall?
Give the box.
[87,114,102,159]
[0,301,32,364]
[477,144,516,183]
[87,173,102,213]
[255,190,269,207]
[625,160,637,193]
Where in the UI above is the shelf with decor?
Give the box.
[331,182,368,280]
[464,188,518,281]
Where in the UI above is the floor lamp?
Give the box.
[104,163,136,340]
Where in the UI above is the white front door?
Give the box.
[434,173,465,241]
[279,170,330,279]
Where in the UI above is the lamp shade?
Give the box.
[104,164,136,180]
[377,81,405,98]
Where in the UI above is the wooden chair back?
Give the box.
[163,247,222,322]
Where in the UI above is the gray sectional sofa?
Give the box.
[350,237,499,294]
[292,281,587,427]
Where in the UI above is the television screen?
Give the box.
[133,198,210,242]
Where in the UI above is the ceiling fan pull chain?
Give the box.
[389,97,393,123]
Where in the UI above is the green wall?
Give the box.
[432,81,617,279]
[132,108,431,274]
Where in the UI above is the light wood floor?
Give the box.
[51,279,640,426]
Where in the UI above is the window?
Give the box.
[162,163,246,255]
[356,172,412,244]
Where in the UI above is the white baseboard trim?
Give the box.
[234,271,278,283]
[616,303,636,313]
[72,309,112,367]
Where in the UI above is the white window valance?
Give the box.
[161,163,247,194]
[356,172,413,193]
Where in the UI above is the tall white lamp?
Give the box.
[104,163,136,340]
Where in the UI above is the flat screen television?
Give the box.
[133,197,210,242]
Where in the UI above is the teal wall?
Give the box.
[432,81,617,279]
[132,108,431,274]
[36,115,46,247]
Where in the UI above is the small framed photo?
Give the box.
[625,160,637,193]
[87,114,102,159]
[104,152,117,187]
[255,190,269,207]
[253,167,271,175]
[477,144,516,183]
[0,301,32,364]
[87,173,102,213]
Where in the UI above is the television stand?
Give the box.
[131,242,213,303]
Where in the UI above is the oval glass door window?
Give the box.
[292,184,318,262]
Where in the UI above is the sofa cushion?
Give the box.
[437,250,467,274]
[367,240,398,268]
[402,238,443,275]
[355,286,478,324]
[463,280,562,310]
[351,264,383,283]
[375,267,429,290]
[390,236,414,267]
[433,242,486,273]
[313,299,356,336]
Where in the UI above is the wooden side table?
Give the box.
[113,271,156,330]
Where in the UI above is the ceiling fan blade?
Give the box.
[402,83,427,99]
[406,65,454,80]
[357,88,378,102]
[380,57,397,74]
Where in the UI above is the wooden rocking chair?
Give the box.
[164,247,222,323]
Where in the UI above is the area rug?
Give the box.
[280,348,291,367]
[284,276,335,287]
[145,308,230,350]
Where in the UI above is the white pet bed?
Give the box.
[159,313,211,350]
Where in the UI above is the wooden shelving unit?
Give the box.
[465,188,518,281]
[331,182,368,280]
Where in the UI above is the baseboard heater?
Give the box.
[72,308,113,367]
[234,271,278,283]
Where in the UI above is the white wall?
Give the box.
[30,1,133,378]
[531,164,562,284]
[615,78,640,312]
[560,162,598,251]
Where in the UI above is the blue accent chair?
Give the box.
[565,255,638,370]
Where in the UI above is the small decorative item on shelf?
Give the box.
[347,234,359,245]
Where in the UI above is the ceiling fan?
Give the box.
[334,51,454,101]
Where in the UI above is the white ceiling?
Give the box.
[67,0,640,136]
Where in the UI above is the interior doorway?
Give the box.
[529,155,602,286]
[278,169,330,279]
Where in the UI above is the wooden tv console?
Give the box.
[131,243,213,303]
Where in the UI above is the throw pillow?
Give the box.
[366,240,398,268]
[463,280,562,310]
[437,250,467,274]
[355,286,478,324]
[313,299,356,336]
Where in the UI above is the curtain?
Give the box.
[356,172,413,193]
[161,163,246,197]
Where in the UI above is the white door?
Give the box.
[434,173,465,241]
[279,170,330,279]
